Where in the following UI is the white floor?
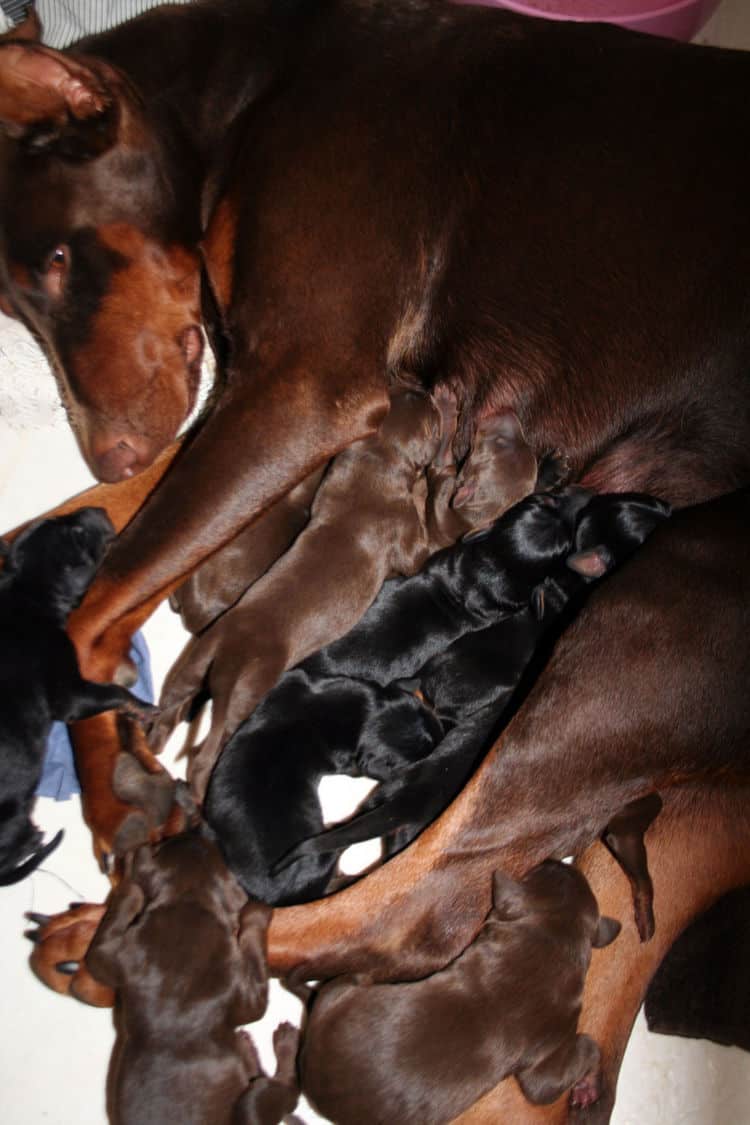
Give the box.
[3,3,750,1121]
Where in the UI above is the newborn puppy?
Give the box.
[204,669,444,906]
[169,466,326,636]
[0,508,154,885]
[85,826,274,1125]
[153,391,538,797]
[300,861,621,1125]
[306,488,670,686]
[207,490,668,903]
[275,492,669,874]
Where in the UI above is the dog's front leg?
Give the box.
[62,369,388,857]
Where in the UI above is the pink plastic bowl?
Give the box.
[458,1,723,41]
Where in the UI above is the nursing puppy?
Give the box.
[300,861,621,1125]
[276,492,669,873]
[0,508,154,885]
[85,826,283,1125]
[207,490,667,904]
[204,669,444,906]
[154,394,537,797]
[203,486,592,905]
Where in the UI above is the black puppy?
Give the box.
[305,488,669,686]
[275,491,670,872]
[204,671,443,906]
[0,509,155,885]
[206,490,668,904]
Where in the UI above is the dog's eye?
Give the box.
[42,245,70,299]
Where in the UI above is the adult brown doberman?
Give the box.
[3,3,750,1117]
[2,2,750,851]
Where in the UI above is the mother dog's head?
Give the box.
[0,35,206,481]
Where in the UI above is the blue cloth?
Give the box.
[36,631,154,800]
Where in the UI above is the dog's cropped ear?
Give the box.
[592,915,621,949]
[566,546,612,580]
[85,880,146,986]
[0,42,117,157]
[490,869,528,921]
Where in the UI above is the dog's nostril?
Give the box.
[95,440,141,483]
[179,325,204,368]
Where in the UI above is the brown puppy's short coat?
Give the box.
[300,861,620,1125]
[85,827,278,1125]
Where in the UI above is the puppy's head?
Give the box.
[492,862,620,950]
[87,829,270,1021]
[5,506,114,615]
[568,492,671,578]
[379,390,444,471]
[452,409,538,530]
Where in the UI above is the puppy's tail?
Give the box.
[0,829,64,886]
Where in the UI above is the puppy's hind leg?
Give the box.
[233,1022,301,1125]
[515,1032,601,1108]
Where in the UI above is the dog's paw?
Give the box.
[25,903,114,1007]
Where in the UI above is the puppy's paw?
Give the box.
[124,700,160,728]
[25,903,114,1007]
[272,1022,301,1075]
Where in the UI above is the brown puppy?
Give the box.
[152,392,536,796]
[300,861,620,1125]
[170,467,326,637]
[85,826,275,1125]
[3,3,750,859]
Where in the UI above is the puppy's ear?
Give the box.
[566,546,611,579]
[490,869,528,921]
[85,881,146,986]
[0,536,8,561]
[592,915,621,949]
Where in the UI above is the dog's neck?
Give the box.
[72,0,323,188]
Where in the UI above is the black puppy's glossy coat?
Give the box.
[204,671,443,906]
[277,491,670,871]
[206,489,669,904]
[0,509,154,884]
